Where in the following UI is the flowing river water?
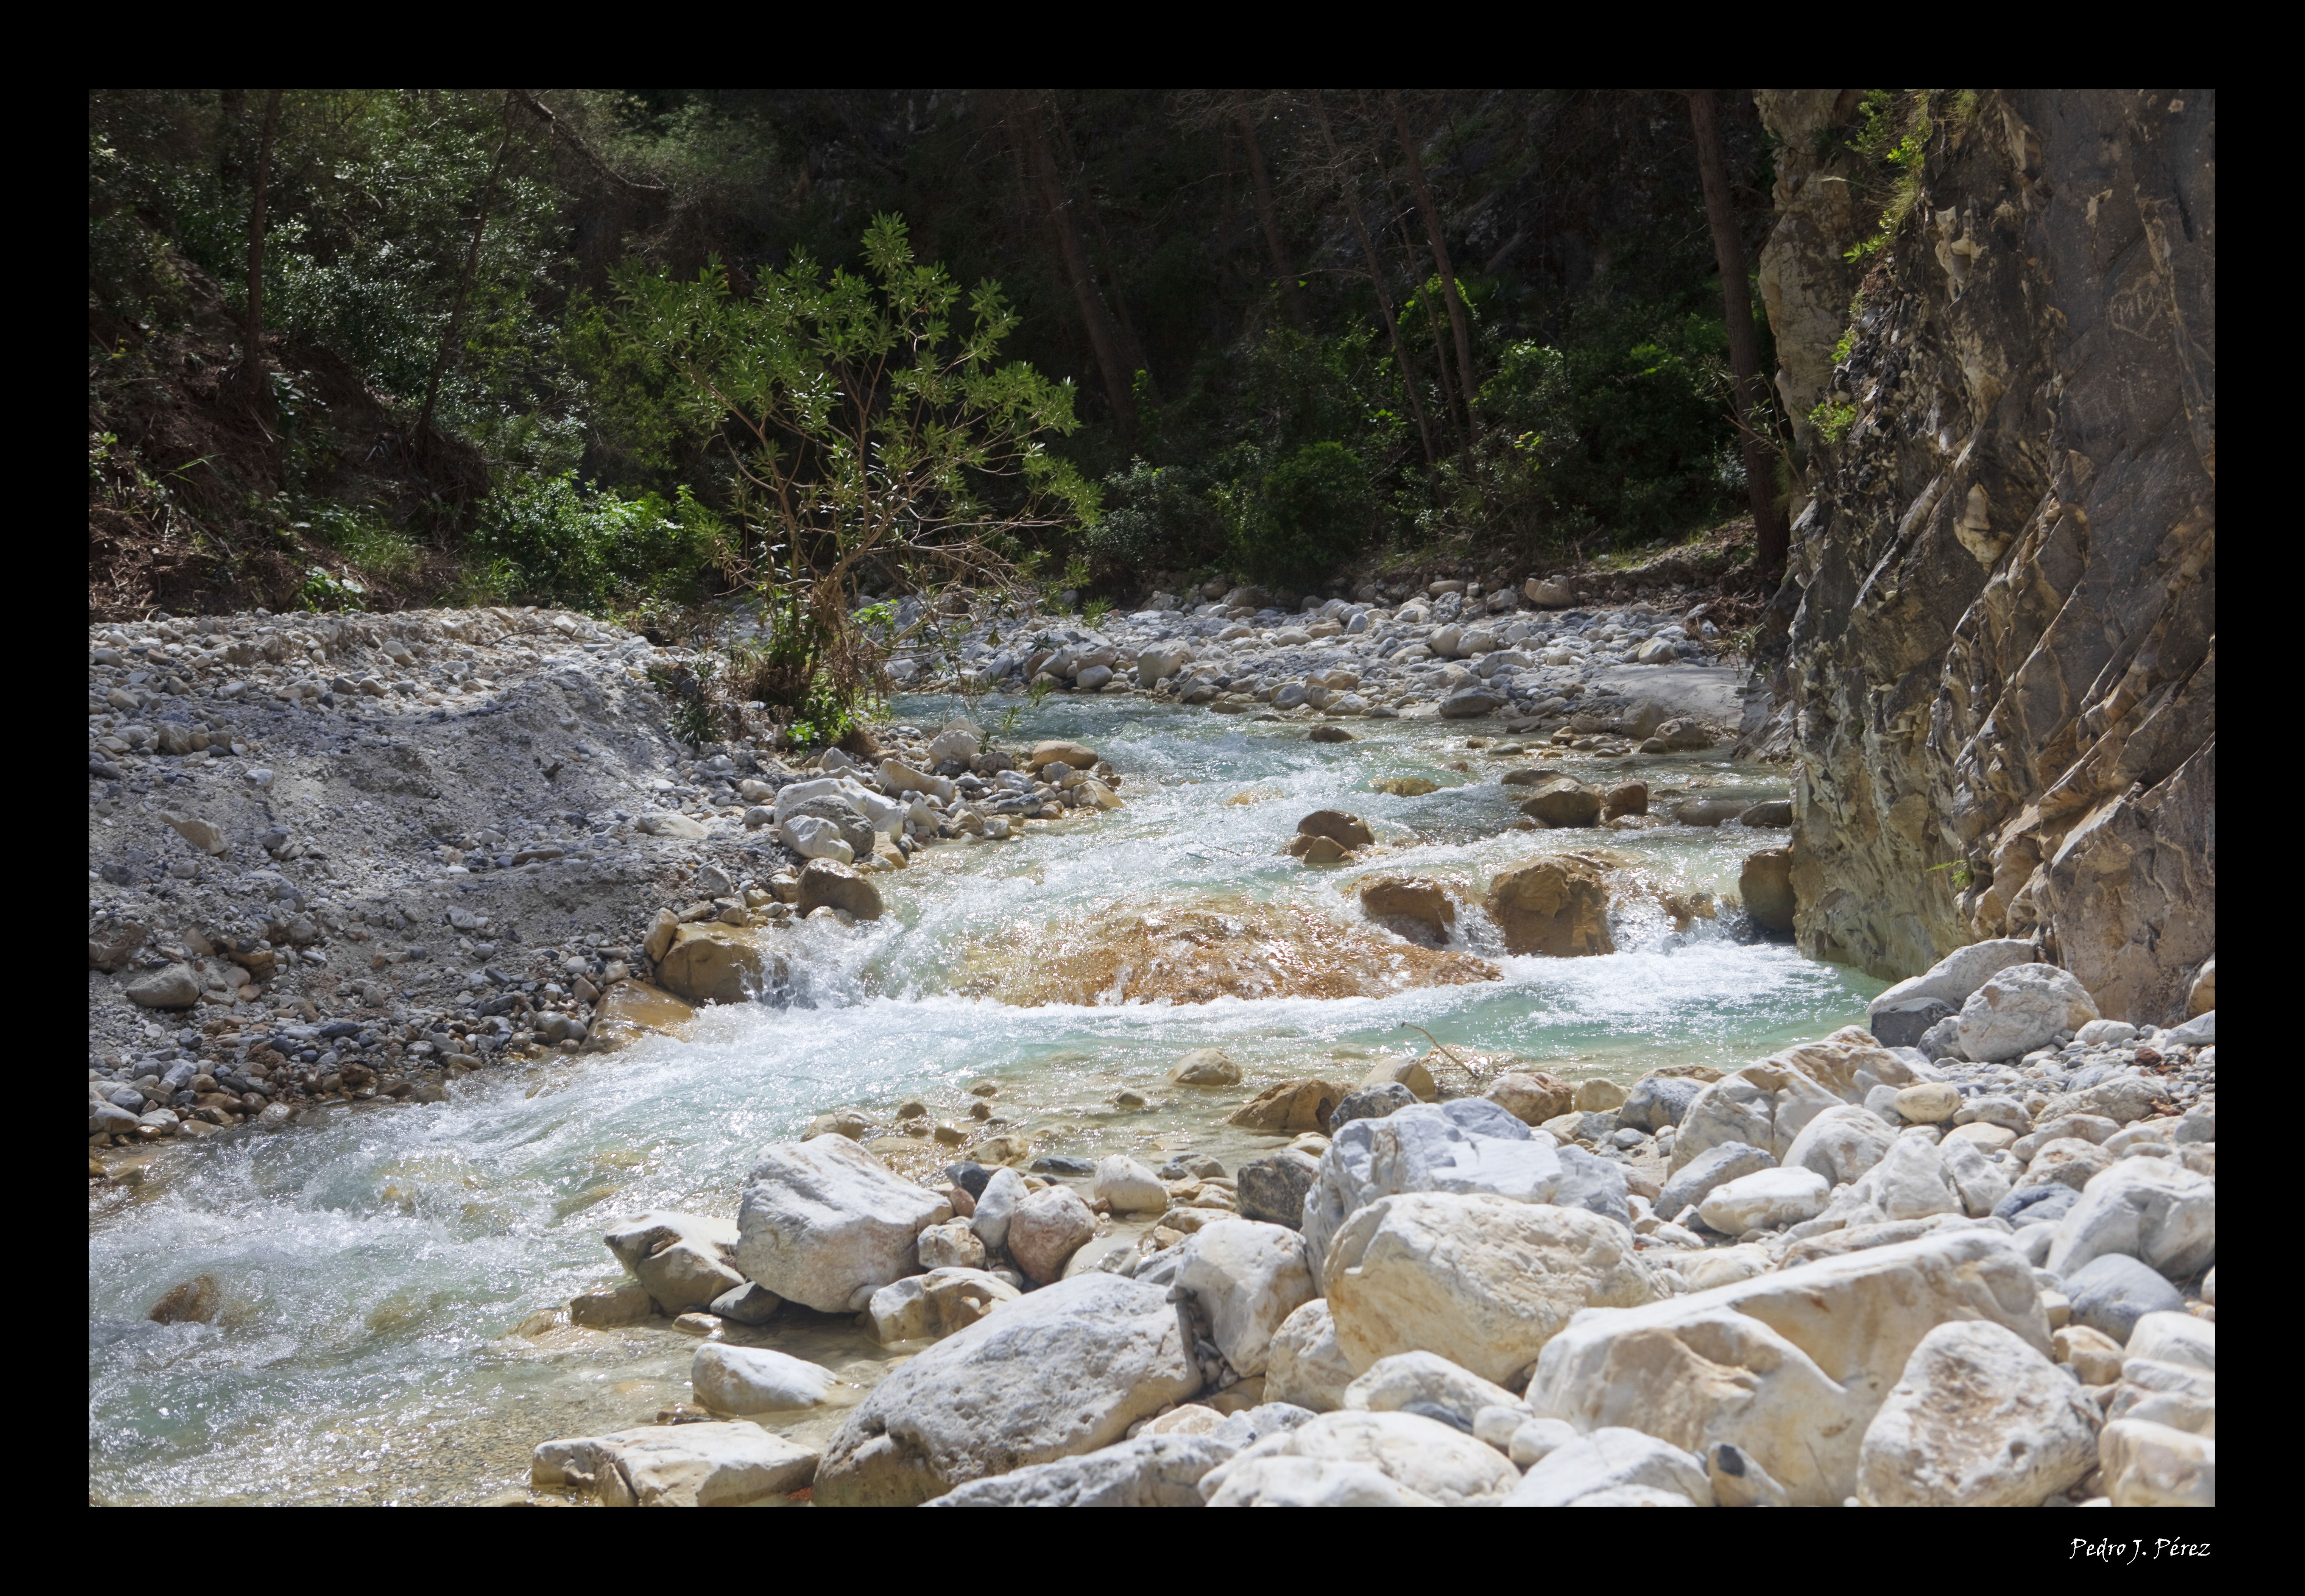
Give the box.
[88,696,1884,1504]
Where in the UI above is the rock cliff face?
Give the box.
[1752,90,2213,1024]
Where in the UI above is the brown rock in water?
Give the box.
[1359,876,1458,944]
[1026,740,1100,773]
[1652,717,1716,751]
[1486,856,1615,957]
[1227,1080,1348,1133]
[1308,725,1355,743]
[1742,846,1796,933]
[1298,809,1375,849]
[1487,1071,1575,1125]
[1675,796,1747,827]
[1603,781,1649,819]
[1286,834,1348,864]
[657,924,782,1005]
[149,1275,221,1325]
[798,859,884,921]
[1370,776,1439,797]
[1518,779,1602,829]
[587,980,698,1053]
[982,899,1499,1007]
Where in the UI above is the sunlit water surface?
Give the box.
[89,697,1882,1503]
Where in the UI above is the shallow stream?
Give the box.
[88,697,1882,1504]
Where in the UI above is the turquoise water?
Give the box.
[87,697,1881,1504]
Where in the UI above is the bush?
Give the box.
[1477,301,1736,546]
[469,472,722,611]
[1084,458,1230,577]
[1236,441,1376,586]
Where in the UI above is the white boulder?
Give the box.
[1303,1100,1564,1291]
[1342,1351,1521,1431]
[533,1421,819,1506]
[814,1273,1201,1506]
[1697,1166,1829,1233]
[1174,1220,1316,1377]
[2045,1158,2217,1279]
[1325,1192,1658,1387]
[864,1266,1021,1345]
[1094,1155,1169,1216]
[1855,1320,2100,1506]
[1781,1103,1897,1188]
[1265,1298,1356,1412]
[1525,1229,2050,1504]
[1198,1410,1518,1507]
[690,1343,838,1415]
[1506,1426,1714,1507]
[1948,963,2099,1062]
[734,1137,953,1312]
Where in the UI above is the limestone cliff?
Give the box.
[1752,90,2214,1024]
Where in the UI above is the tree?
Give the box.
[238,89,282,402]
[600,213,1097,727]
[1686,88,1791,577]
[1388,91,1480,436]
[1311,93,1437,472]
[1234,97,1300,325]
[1001,90,1138,438]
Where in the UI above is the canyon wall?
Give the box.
[1752,90,2214,1024]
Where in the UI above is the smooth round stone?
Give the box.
[1892,1083,1962,1124]
[1943,1121,2016,1153]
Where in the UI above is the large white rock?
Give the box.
[602,1210,746,1314]
[1174,1220,1315,1377]
[1869,1133,1965,1221]
[814,1273,1201,1505]
[2100,1417,2216,1507]
[1505,1427,1714,1507]
[1094,1155,1169,1216]
[1325,1192,1658,1387]
[2045,1158,2217,1279]
[927,1405,1313,1507]
[864,1266,1021,1345]
[1526,1229,2049,1505]
[1948,963,2100,1062]
[772,775,904,833]
[1781,1103,1897,1188]
[1698,1166,1829,1233]
[1938,1132,2013,1218]
[1855,1320,2100,1506]
[690,1343,838,1415]
[1198,1410,1518,1507]
[533,1421,820,1506]
[1342,1351,1521,1430]
[1768,1030,1930,1100]
[734,1137,952,1313]
[1669,1060,1845,1172]
[2126,1310,2215,1373]
[969,1165,1025,1253]
[926,726,981,765]
[1868,939,2039,1024]
[915,1219,987,1271]
[1303,1100,1564,1291]
[778,814,854,863]
[1266,1298,1356,1412]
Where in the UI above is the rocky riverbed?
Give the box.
[89,583,2213,1508]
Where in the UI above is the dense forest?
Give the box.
[88,89,1787,658]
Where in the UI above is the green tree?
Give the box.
[598,212,1096,721]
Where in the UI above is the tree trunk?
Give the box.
[1234,98,1300,325]
[1387,92,1480,436]
[415,100,513,454]
[1007,91,1136,438]
[238,89,282,401]
[1686,88,1791,577]
[1313,95,1434,472]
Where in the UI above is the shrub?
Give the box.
[1236,441,1377,586]
[469,472,721,611]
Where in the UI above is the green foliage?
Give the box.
[598,214,1094,725]
[1081,596,1113,625]
[1235,441,1377,584]
[296,565,368,612]
[1476,302,1737,544]
[1808,400,1858,444]
[1841,91,1934,263]
[1083,458,1231,575]
[296,501,420,581]
[471,472,721,611]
